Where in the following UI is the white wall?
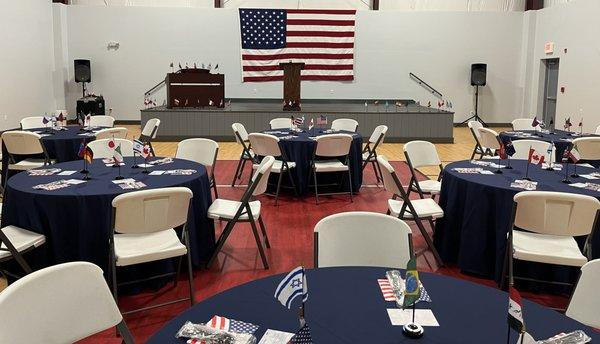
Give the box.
[523,0,600,133]
[63,6,525,123]
[0,0,56,130]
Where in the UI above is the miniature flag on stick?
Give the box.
[275,266,308,309]
[113,144,124,163]
[527,147,545,165]
[531,117,540,128]
[565,144,581,163]
[402,257,421,309]
[564,117,572,131]
[508,286,525,334]
[308,118,314,131]
[291,324,313,344]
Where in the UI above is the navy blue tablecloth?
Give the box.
[260,129,363,194]
[1,157,215,274]
[148,267,599,344]
[499,129,599,166]
[434,160,600,288]
[1,126,101,185]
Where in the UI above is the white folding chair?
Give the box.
[331,118,359,132]
[139,118,160,157]
[511,139,554,162]
[468,120,493,159]
[0,225,45,278]
[0,262,133,343]
[403,140,443,199]
[87,138,134,159]
[269,117,292,130]
[207,156,275,269]
[89,115,115,128]
[477,127,502,158]
[572,137,600,160]
[231,123,255,186]
[20,116,46,130]
[95,127,128,140]
[511,118,534,131]
[501,191,600,294]
[362,125,388,184]
[109,187,195,314]
[309,134,354,204]
[249,133,297,205]
[314,211,413,268]
[176,138,219,198]
[566,259,600,328]
[1,131,54,186]
[595,125,600,135]
[377,155,444,267]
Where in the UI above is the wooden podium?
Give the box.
[166,69,225,108]
[279,62,305,111]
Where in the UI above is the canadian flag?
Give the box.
[528,147,545,165]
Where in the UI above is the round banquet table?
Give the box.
[499,129,599,166]
[0,157,215,281]
[260,129,363,194]
[434,159,600,289]
[148,267,599,344]
[1,125,103,186]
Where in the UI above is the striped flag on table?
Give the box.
[205,315,259,334]
[239,8,356,82]
[377,279,396,301]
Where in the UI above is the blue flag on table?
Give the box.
[133,139,144,154]
[505,139,516,157]
[275,266,308,309]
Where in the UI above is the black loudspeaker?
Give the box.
[74,59,91,83]
[471,63,487,86]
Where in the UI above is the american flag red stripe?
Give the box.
[240,8,356,82]
[378,279,397,301]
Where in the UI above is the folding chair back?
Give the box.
[314,211,412,268]
[248,133,282,157]
[232,122,250,143]
[368,125,388,145]
[331,118,358,132]
[90,115,115,127]
[112,187,193,234]
[315,134,353,157]
[87,138,134,159]
[269,117,292,130]
[573,137,600,160]
[403,140,441,168]
[377,155,404,197]
[511,118,533,131]
[513,191,600,237]
[477,127,501,150]
[566,259,600,328]
[141,118,161,139]
[249,156,275,196]
[20,117,46,130]
[468,120,483,141]
[1,131,45,155]
[511,139,554,162]
[176,138,218,167]
[95,127,128,140]
[0,262,132,343]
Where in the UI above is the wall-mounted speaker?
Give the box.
[74,59,91,83]
[471,63,487,86]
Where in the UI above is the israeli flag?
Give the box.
[274,266,308,309]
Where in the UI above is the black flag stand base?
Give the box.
[115,175,124,180]
[402,323,424,338]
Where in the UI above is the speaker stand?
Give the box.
[81,82,87,98]
[459,85,488,127]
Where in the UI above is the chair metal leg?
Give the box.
[470,147,477,160]
[258,216,270,248]
[116,320,135,344]
[274,171,283,206]
[286,168,298,196]
[348,168,353,203]
[313,167,319,204]
[231,156,244,186]
[375,159,384,184]
[184,230,195,305]
[371,160,380,183]
[110,250,118,305]
[239,159,247,180]
[211,175,218,199]
[249,218,269,269]
[414,218,443,267]
[207,221,236,268]
[174,255,183,288]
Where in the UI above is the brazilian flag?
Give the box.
[402,256,421,309]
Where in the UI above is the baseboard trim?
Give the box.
[115,120,141,125]
[153,135,454,143]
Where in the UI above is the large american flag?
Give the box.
[239,8,356,82]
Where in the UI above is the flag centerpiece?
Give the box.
[402,256,425,338]
[274,266,312,343]
[239,8,356,82]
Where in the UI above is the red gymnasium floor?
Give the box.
[83,160,571,343]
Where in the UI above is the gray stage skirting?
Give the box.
[140,99,454,143]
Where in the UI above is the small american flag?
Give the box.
[290,324,313,344]
[292,116,304,127]
[239,8,356,82]
[377,279,396,301]
[206,315,259,334]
